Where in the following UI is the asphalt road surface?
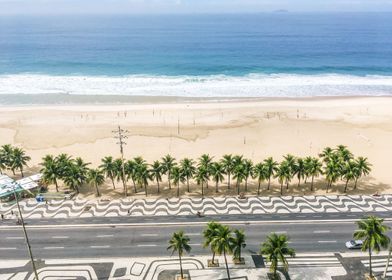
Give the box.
[1,211,391,260]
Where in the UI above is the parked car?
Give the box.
[345,240,363,249]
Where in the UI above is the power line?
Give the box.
[113,126,128,197]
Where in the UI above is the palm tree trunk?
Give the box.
[237,181,240,195]
[20,168,24,177]
[156,178,160,194]
[245,178,248,192]
[177,183,180,197]
[145,183,148,197]
[95,183,100,197]
[354,177,358,190]
[326,181,330,193]
[215,181,218,193]
[201,182,204,198]
[168,172,171,189]
[369,247,373,277]
[268,177,271,190]
[344,179,349,193]
[280,182,283,195]
[132,178,137,193]
[212,250,216,264]
[12,169,15,175]
[223,249,231,280]
[311,175,314,192]
[298,177,301,188]
[228,172,231,189]
[286,180,289,190]
[179,252,184,279]
[187,177,190,192]
[257,180,261,196]
[54,179,59,192]
[110,175,115,189]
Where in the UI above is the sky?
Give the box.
[1,0,392,15]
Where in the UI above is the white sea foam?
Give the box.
[0,73,392,97]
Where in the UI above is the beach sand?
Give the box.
[1,96,391,198]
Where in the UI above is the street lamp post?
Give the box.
[12,184,39,280]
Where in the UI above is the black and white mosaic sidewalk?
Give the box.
[1,195,391,219]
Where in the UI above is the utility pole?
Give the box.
[384,246,392,278]
[13,184,39,280]
[113,126,128,197]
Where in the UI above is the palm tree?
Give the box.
[263,157,279,191]
[171,166,185,197]
[55,153,72,179]
[195,166,209,198]
[135,161,151,197]
[232,229,246,263]
[353,157,372,190]
[150,160,163,194]
[354,216,390,278]
[63,163,82,193]
[342,160,357,193]
[233,163,245,195]
[198,154,213,189]
[0,147,8,174]
[210,162,225,193]
[124,159,137,193]
[180,158,196,192]
[242,159,253,192]
[336,145,354,163]
[221,154,235,189]
[87,168,105,197]
[319,146,334,163]
[261,233,296,280]
[10,147,31,177]
[282,154,296,190]
[114,158,127,193]
[40,155,61,192]
[252,162,266,196]
[203,221,221,265]
[211,225,234,280]
[73,157,90,186]
[275,162,290,195]
[293,157,305,188]
[324,157,341,193]
[99,156,117,189]
[167,230,192,280]
[0,144,14,174]
[306,157,323,192]
[161,154,176,189]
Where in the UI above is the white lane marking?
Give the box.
[313,230,331,233]
[90,245,110,248]
[52,236,69,239]
[44,246,64,249]
[189,243,201,246]
[141,234,158,237]
[6,237,23,240]
[137,244,157,247]
[187,233,201,236]
[275,231,287,234]
[0,247,17,250]
[96,235,113,238]
[318,240,337,243]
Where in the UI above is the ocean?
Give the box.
[0,13,392,102]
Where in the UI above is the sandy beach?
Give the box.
[1,96,391,198]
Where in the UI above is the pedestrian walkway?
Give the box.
[361,257,392,278]
[1,194,391,219]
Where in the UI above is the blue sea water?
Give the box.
[0,13,392,98]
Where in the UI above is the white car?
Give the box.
[345,240,363,249]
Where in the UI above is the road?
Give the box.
[1,211,391,260]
